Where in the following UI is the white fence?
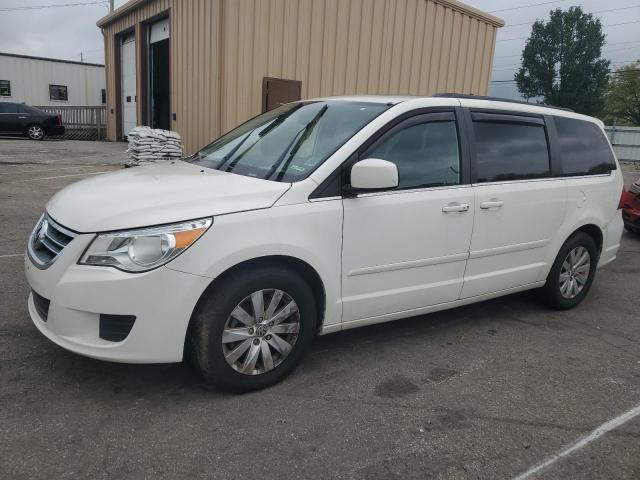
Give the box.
[605,126,640,162]
[34,105,106,140]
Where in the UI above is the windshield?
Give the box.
[188,101,389,182]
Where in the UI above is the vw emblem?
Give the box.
[255,324,268,337]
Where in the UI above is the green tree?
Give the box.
[602,61,640,126]
[515,6,610,115]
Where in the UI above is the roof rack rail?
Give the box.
[432,93,574,112]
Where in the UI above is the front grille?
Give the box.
[99,314,136,342]
[32,290,50,321]
[28,214,76,268]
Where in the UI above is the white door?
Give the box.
[121,33,137,137]
[341,112,474,322]
[461,112,567,298]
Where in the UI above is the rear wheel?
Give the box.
[188,266,317,392]
[26,124,45,140]
[540,232,598,310]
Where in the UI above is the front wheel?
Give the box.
[540,232,598,310]
[188,266,317,392]
[26,124,45,140]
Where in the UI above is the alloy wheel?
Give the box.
[559,246,591,299]
[222,289,300,375]
[28,125,44,140]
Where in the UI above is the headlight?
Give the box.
[79,218,212,272]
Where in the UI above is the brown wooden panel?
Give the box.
[262,77,302,112]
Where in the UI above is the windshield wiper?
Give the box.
[215,131,252,170]
[268,104,329,181]
[224,105,305,173]
[257,103,302,137]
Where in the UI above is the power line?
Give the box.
[491,67,640,83]
[494,41,640,59]
[502,5,640,28]
[0,1,108,12]
[489,0,571,14]
[498,19,640,42]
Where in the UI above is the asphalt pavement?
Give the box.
[1,138,639,480]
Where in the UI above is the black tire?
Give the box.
[188,265,317,392]
[26,124,45,141]
[540,232,598,310]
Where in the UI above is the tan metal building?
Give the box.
[98,0,503,154]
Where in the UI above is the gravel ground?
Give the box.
[1,138,639,480]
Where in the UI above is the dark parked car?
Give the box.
[0,102,65,140]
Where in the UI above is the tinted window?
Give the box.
[0,103,19,113]
[473,120,549,182]
[555,117,616,175]
[49,84,68,101]
[0,80,10,97]
[367,120,460,189]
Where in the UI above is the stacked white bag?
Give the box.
[125,126,183,166]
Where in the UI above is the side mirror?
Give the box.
[347,158,399,193]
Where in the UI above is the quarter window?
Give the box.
[0,80,10,97]
[555,117,616,176]
[473,119,550,183]
[49,84,68,101]
[366,119,460,189]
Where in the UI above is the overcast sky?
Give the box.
[0,0,638,100]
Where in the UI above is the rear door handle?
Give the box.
[480,199,504,209]
[442,202,470,213]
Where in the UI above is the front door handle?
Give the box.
[480,199,504,209]
[442,202,470,213]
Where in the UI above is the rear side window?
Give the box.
[473,119,550,183]
[555,117,616,176]
[0,103,19,113]
[366,119,460,189]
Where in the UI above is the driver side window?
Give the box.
[366,116,460,190]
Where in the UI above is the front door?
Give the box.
[461,111,567,298]
[341,112,474,322]
[0,103,23,133]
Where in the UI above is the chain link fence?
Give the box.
[34,105,106,141]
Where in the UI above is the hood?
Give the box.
[47,162,291,232]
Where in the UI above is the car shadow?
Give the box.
[22,289,545,399]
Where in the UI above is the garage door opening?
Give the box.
[149,18,170,131]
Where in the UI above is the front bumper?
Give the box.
[24,233,211,363]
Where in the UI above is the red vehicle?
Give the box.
[622,178,640,234]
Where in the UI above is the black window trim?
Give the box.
[49,84,68,102]
[309,106,470,199]
[0,79,11,97]
[466,108,554,184]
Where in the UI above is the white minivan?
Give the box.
[25,95,624,391]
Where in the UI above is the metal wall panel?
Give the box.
[605,126,640,162]
[0,54,105,106]
[99,0,501,154]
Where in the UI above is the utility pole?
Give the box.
[80,52,83,62]
[109,0,114,12]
